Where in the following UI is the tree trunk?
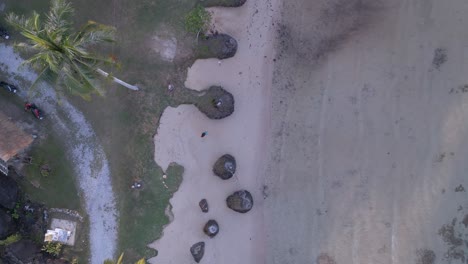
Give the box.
[96,68,139,91]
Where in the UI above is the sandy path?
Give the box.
[265,0,468,263]
[0,44,117,264]
[149,0,279,263]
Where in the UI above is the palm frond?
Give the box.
[6,12,43,36]
[45,0,73,36]
[116,253,124,264]
[27,67,58,98]
[74,20,116,47]
[69,60,104,97]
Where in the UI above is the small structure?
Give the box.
[44,218,77,246]
[44,228,71,244]
[0,112,33,175]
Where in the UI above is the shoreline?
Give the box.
[149,0,280,262]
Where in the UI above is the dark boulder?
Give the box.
[0,174,19,209]
[0,209,14,239]
[190,241,205,263]
[226,190,253,213]
[199,199,209,213]
[213,154,236,180]
[195,86,235,120]
[203,220,219,238]
[197,34,238,59]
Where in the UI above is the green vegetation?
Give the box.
[9,202,20,220]
[20,132,81,210]
[0,234,22,246]
[42,242,63,257]
[185,5,211,34]
[6,0,137,100]
[2,0,227,261]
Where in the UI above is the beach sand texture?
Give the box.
[152,0,468,263]
[149,0,278,263]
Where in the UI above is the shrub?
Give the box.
[42,242,63,257]
[185,5,211,34]
[0,234,22,246]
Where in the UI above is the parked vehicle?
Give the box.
[0,27,9,40]
[24,102,44,120]
[0,81,18,93]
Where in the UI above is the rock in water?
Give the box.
[190,242,205,263]
[199,199,209,213]
[213,154,236,180]
[0,174,19,209]
[203,220,219,238]
[226,190,253,213]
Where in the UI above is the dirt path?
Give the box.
[0,44,117,264]
[265,0,468,263]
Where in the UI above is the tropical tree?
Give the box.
[6,0,138,99]
[103,253,145,264]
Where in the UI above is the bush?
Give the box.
[185,5,211,34]
[0,234,22,246]
[42,242,63,257]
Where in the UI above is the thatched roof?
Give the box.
[0,112,33,162]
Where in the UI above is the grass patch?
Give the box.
[20,132,81,210]
[184,5,211,34]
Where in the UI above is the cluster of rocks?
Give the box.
[188,2,252,262]
[190,154,254,263]
[0,174,53,263]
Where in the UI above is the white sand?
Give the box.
[149,0,279,263]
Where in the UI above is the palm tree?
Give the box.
[104,253,146,264]
[6,0,138,99]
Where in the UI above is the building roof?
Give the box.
[44,228,71,244]
[0,112,33,162]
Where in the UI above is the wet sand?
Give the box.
[265,0,468,263]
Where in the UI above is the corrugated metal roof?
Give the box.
[0,111,33,162]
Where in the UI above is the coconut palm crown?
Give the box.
[6,0,138,99]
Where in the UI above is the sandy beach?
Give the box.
[149,0,279,263]
[151,0,468,263]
